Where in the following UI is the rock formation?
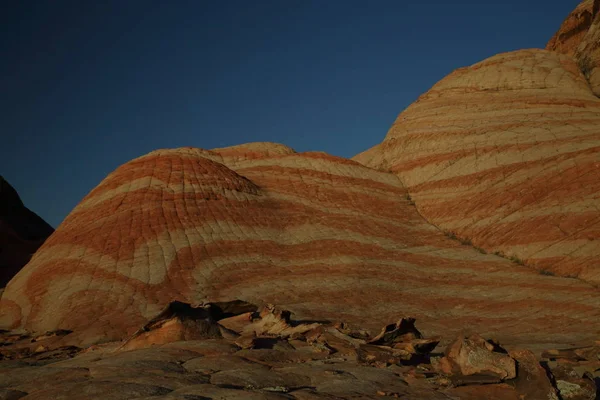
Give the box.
[574,14,600,97]
[0,2,599,398]
[0,306,592,399]
[354,48,600,283]
[546,0,598,56]
[434,334,516,385]
[547,0,600,96]
[352,0,600,284]
[1,144,600,351]
[0,176,54,288]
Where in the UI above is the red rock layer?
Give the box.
[0,176,54,287]
[2,144,600,350]
[354,50,600,283]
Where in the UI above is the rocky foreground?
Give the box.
[1,301,598,400]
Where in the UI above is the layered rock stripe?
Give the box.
[2,144,600,349]
[547,0,600,96]
[354,49,600,283]
[0,176,54,287]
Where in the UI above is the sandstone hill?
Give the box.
[354,48,600,283]
[0,176,54,288]
[354,0,600,284]
[1,144,599,351]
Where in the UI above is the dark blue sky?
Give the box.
[2,0,577,228]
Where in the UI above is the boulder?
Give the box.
[551,365,597,400]
[509,349,559,400]
[434,334,516,385]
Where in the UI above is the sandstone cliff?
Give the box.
[1,144,599,350]
[0,176,54,288]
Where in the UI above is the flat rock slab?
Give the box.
[274,363,410,397]
[0,389,28,400]
[149,384,293,399]
[161,340,239,356]
[235,348,330,366]
[0,366,90,393]
[443,383,521,400]
[18,381,173,400]
[210,368,311,391]
[184,354,269,374]
[88,364,209,390]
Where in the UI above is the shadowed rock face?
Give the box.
[547,0,600,97]
[0,176,54,287]
[1,144,600,350]
[354,49,600,283]
[546,0,597,56]
[576,26,600,97]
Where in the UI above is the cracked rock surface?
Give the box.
[2,143,600,350]
[0,304,596,400]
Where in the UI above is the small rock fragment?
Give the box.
[509,349,559,400]
[358,344,408,365]
[368,318,422,346]
[218,312,254,334]
[241,304,321,338]
[551,365,596,400]
[117,301,223,352]
[435,334,516,385]
[359,318,439,366]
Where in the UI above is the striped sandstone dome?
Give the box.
[1,144,600,350]
[353,49,600,283]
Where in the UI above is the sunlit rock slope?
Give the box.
[1,144,600,349]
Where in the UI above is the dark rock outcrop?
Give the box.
[0,176,53,288]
